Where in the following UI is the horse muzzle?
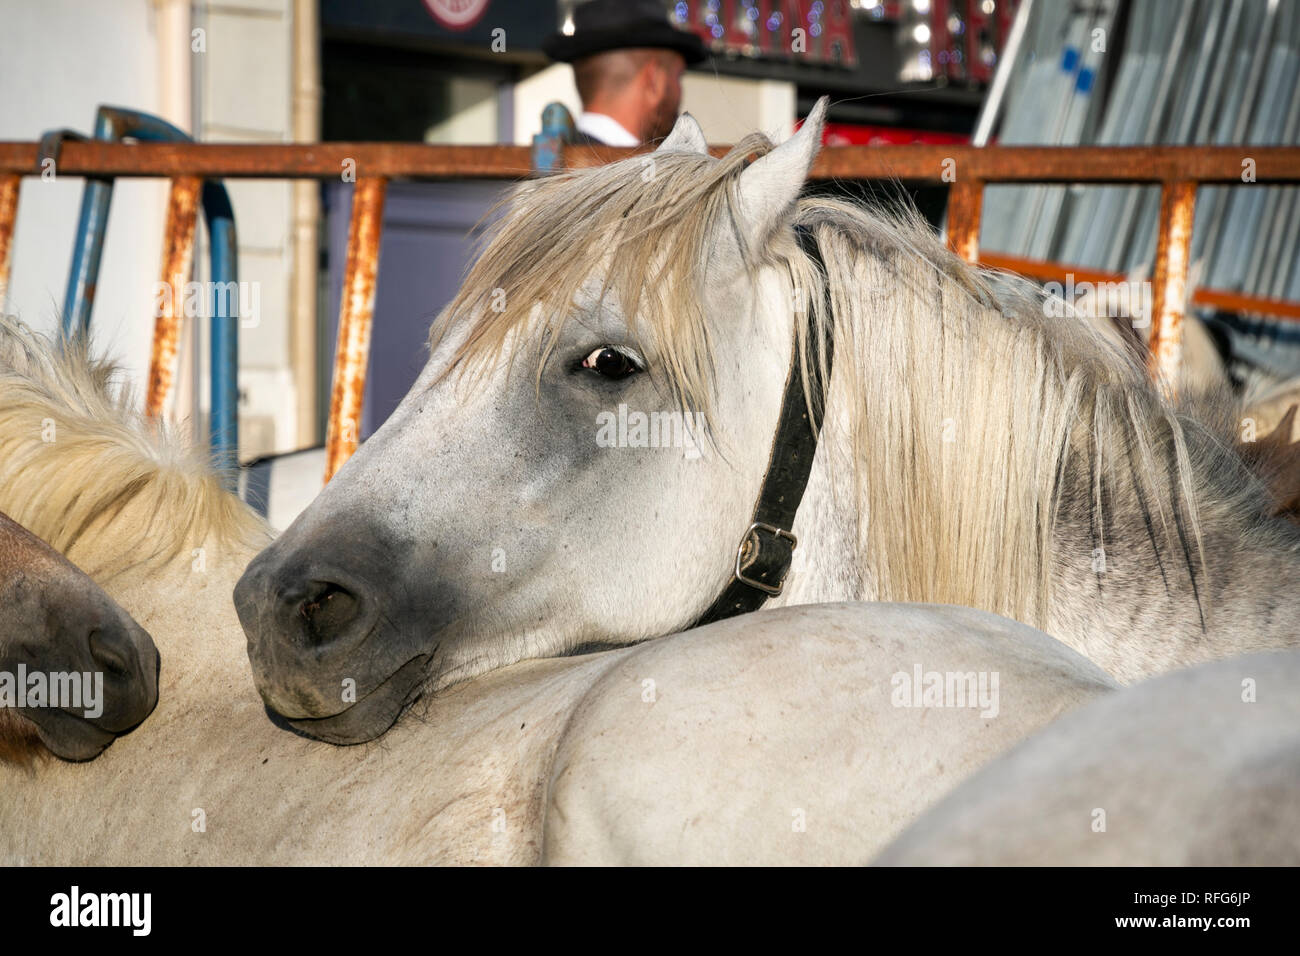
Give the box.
[234,534,439,743]
[8,602,160,760]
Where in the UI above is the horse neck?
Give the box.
[772,219,1300,679]
[1046,450,1300,682]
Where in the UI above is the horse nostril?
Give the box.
[298,583,360,645]
[88,628,133,678]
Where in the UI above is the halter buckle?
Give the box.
[734,522,798,596]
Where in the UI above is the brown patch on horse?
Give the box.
[0,708,50,771]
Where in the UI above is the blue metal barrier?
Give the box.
[46,106,239,483]
[202,181,239,485]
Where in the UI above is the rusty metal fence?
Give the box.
[1,139,1298,480]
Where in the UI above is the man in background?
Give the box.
[542,0,707,146]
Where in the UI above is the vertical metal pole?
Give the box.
[971,0,1034,147]
[146,175,201,417]
[61,178,114,336]
[947,180,984,264]
[60,111,121,335]
[203,181,239,488]
[1147,180,1197,395]
[324,176,386,483]
[0,174,18,309]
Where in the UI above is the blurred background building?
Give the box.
[1,0,1295,469]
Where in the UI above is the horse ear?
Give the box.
[657,112,709,154]
[736,96,828,245]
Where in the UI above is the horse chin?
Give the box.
[26,708,119,762]
[274,655,432,745]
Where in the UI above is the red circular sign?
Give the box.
[422,0,490,30]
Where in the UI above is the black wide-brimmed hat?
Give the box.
[543,0,708,64]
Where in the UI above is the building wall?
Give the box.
[194,0,297,460]
[0,0,301,460]
[0,0,168,401]
[679,73,795,144]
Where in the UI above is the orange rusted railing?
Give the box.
[324,176,387,481]
[945,181,984,265]
[145,175,201,417]
[0,173,20,309]
[1,140,1298,477]
[977,253,1300,323]
[1145,180,1198,391]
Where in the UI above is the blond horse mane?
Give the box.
[431,140,1273,628]
[0,316,270,580]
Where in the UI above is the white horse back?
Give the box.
[873,650,1300,865]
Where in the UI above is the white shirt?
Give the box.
[575,112,640,146]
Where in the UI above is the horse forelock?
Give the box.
[430,133,782,418]
[0,316,271,580]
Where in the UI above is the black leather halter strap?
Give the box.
[695,224,835,626]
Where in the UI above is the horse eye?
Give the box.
[581,347,641,380]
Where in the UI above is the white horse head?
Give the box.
[236,99,1300,744]
[236,102,841,742]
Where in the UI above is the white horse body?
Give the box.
[541,602,1113,865]
[1,592,1112,864]
[3,619,606,865]
[874,650,1300,866]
